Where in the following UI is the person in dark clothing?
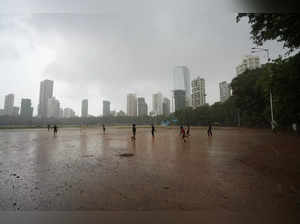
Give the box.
[207,122,212,136]
[53,125,58,137]
[151,124,155,137]
[102,124,106,134]
[47,124,50,131]
[179,126,183,136]
[186,125,190,137]
[180,126,186,142]
[131,124,136,141]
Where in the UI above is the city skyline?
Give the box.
[0,5,288,116]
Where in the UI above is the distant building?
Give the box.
[152,93,163,115]
[12,107,19,117]
[219,81,231,103]
[138,97,148,116]
[0,109,5,116]
[173,66,191,106]
[4,94,14,115]
[127,94,137,116]
[117,110,126,116]
[174,90,186,111]
[20,98,33,119]
[110,110,116,116]
[38,80,54,119]
[163,97,170,116]
[64,108,75,118]
[59,108,64,118]
[192,77,206,107]
[236,55,261,75]
[81,99,88,118]
[47,97,60,118]
[103,100,111,116]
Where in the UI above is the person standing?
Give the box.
[132,124,136,141]
[207,122,212,136]
[151,124,155,137]
[102,124,106,134]
[47,124,51,131]
[53,125,58,137]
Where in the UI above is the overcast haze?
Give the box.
[0,0,287,116]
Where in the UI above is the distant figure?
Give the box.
[186,125,190,137]
[47,124,50,131]
[131,124,136,141]
[53,125,58,137]
[271,120,278,134]
[207,122,212,136]
[151,124,155,137]
[179,126,183,136]
[180,126,186,142]
[102,124,106,134]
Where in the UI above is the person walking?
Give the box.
[151,124,155,137]
[186,125,190,137]
[102,124,106,135]
[47,124,51,131]
[180,126,186,142]
[131,124,136,141]
[53,125,58,137]
[207,122,212,136]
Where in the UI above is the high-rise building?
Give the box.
[138,97,148,116]
[20,98,33,119]
[38,79,54,119]
[174,90,186,111]
[47,97,60,118]
[63,108,75,118]
[12,107,19,117]
[173,66,191,106]
[163,97,170,116]
[236,55,261,75]
[219,81,231,103]
[4,94,14,115]
[127,94,137,116]
[81,99,88,118]
[192,77,206,108]
[152,92,163,115]
[103,100,111,116]
[0,109,5,116]
[59,108,64,118]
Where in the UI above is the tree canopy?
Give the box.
[236,14,300,54]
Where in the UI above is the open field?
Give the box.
[0,127,299,222]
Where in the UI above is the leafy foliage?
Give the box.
[236,14,300,54]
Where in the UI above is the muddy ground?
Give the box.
[0,127,299,222]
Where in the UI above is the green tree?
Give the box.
[236,14,300,54]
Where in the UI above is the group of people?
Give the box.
[47,124,58,136]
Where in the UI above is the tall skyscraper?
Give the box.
[138,97,148,116]
[174,90,186,111]
[12,107,19,117]
[173,66,191,106]
[20,98,33,119]
[152,92,163,115]
[63,108,75,118]
[236,55,261,75]
[103,100,111,116]
[81,99,88,118]
[219,81,231,103]
[163,97,170,116]
[192,77,206,108]
[38,79,54,119]
[127,94,137,116]
[47,97,60,118]
[4,94,14,115]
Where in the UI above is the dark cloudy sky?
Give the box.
[0,0,287,116]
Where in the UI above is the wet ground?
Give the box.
[0,127,299,221]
